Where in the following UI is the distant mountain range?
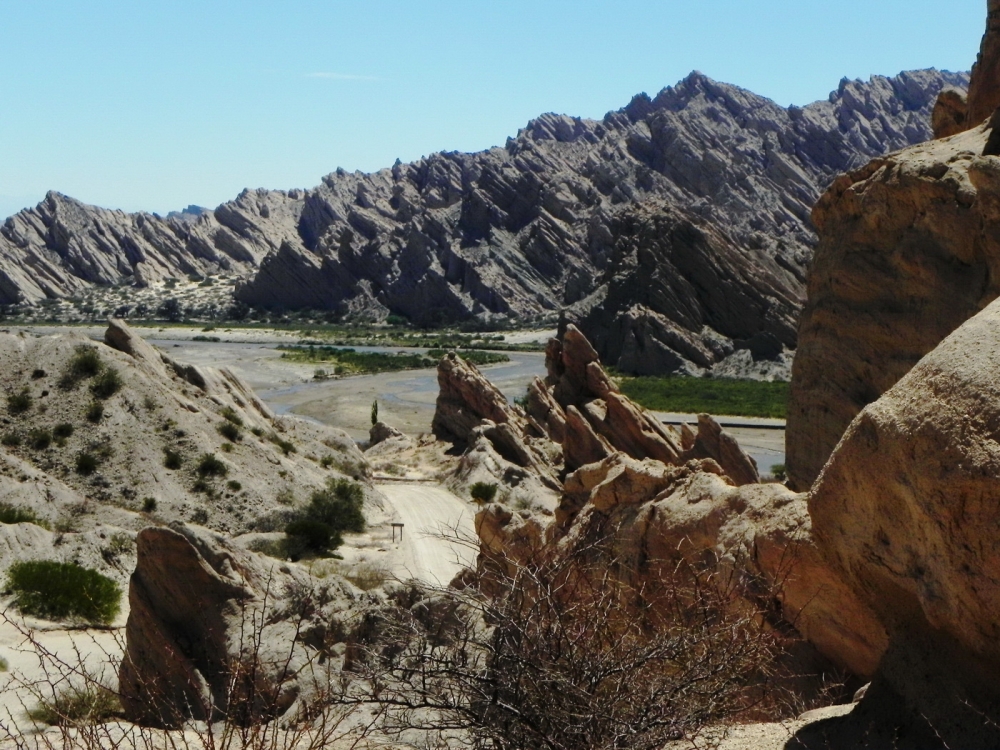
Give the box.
[0,68,967,370]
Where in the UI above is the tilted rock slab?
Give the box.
[120,524,357,726]
[807,296,1000,745]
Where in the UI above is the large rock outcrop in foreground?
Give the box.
[120,524,359,726]
[799,297,1000,747]
[477,452,885,679]
[786,122,1000,490]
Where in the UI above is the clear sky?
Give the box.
[0,0,984,219]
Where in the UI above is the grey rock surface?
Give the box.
[0,70,967,338]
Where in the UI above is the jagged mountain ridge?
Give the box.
[0,69,968,331]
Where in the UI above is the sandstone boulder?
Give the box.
[967,0,1000,130]
[931,87,969,138]
[806,297,1000,744]
[369,420,405,446]
[787,123,1000,490]
[119,524,356,727]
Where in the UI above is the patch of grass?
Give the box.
[53,422,74,439]
[85,401,104,423]
[220,406,243,426]
[59,346,103,389]
[196,452,227,477]
[426,349,509,366]
[217,420,243,442]
[275,344,509,375]
[89,367,122,399]
[7,389,32,416]
[28,428,51,450]
[0,503,47,528]
[27,684,121,726]
[617,375,789,419]
[268,433,296,455]
[7,560,121,624]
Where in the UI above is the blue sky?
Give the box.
[0,0,984,219]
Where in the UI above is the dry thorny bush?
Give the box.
[0,531,835,750]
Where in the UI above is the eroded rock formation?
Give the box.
[799,297,1000,747]
[967,0,1000,129]
[786,122,1000,489]
[120,524,361,726]
[1,71,965,332]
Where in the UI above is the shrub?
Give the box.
[30,368,46,380]
[227,480,242,491]
[250,426,264,437]
[269,433,296,455]
[27,684,121,726]
[60,346,102,389]
[7,560,121,624]
[196,453,227,477]
[285,519,337,559]
[0,503,46,527]
[89,367,122,399]
[163,448,182,469]
[142,497,157,513]
[53,422,74,439]
[220,406,243,426]
[470,481,498,503]
[217,421,243,442]
[7,389,31,416]
[306,478,365,534]
[28,428,51,451]
[770,463,787,482]
[85,401,104,423]
[75,452,98,475]
[1,432,21,447]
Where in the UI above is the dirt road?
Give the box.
[377,483,477,586]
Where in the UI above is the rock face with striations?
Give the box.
[966,0,1000,130]
[0,71,965,333]
[577,200,802,377]
[800,297,1000,747]
[119,524,358,726]
[785,121,1000,490]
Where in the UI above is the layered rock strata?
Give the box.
[1,71,966,336]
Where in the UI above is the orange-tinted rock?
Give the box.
[967,0,1000,130]
[932,87,968,138]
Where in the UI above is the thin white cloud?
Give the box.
[305,72,381,81]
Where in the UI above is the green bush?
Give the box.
[1,431,21,447]
[217,421,243,442]
[89,368,122,399]
[770,463,787,482]
[268,433,295,455]
[85,402,104,423]
[7,389,32,416]
[196,453,227,477]
[28,428,51,450]
[0,503,46,527]
[30,368,46,380]
[76,452,98,475]
[227,480,242,491]
[470,482,498,503]
[285,519,337,559]
[7,560,121,624]
[142,497,157,513]
[53,422,74,439]
[163,449,183,470]
[282,478,366,559]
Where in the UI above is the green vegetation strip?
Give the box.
[617,376,788,419]
[279,345,508,375]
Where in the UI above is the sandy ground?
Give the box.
[377,483,477,586]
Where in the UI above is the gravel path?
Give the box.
[377,483,477,586]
